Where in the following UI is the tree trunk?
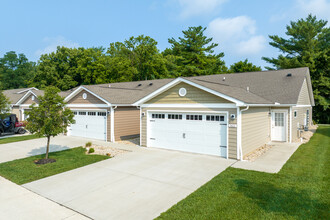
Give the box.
[46,136,50,159]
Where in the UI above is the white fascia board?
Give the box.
[247,104,295,107]
[141,103,237,108]
[64,86,111,106]
[66,104,110,108]
[133,78,245,106]
[17,87,39,94]
[294,105,312,107]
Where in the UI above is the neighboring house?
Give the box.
[134,67,314,160]
[4,87,42,121]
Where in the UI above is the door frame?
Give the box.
[270,109,288,142]
[146,109,229,158]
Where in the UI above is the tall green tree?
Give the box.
[0,91,10,118]
[26,86,75,160]
[229,59,262,73]
[107,35,170,81]
[0,51,36,89]
[263,15,330,123]
[165,26,227,77]
[31,47,107,90]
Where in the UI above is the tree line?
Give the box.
[0,15,328,123]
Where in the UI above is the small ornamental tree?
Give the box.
[26,86,75,159]
[0,90,10,118]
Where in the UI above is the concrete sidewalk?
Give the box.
[0,176,89,220]
[232,142,301,173]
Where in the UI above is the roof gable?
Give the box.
[297,79,312,105]
[66,88,109,105]
[146,82,233,104]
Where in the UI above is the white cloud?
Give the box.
[207,16,266,55]
[296,0,330,21]
[174,0,228,18]
[236,35,266,55]
[208,16,256,42]
[35,36,79,58]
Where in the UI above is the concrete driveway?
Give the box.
[0,135,90,163]
[24,147,235,220]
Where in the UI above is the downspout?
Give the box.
[239,105,249,160]
[110,106,117,142]
[136,106,142,146]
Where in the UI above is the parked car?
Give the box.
[0,114,26,136]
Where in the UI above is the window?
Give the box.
[73,111,77,115]
[186,114,202,121]
[168,114,182,120]
[275,113,284,126]
[294,110,297,118]
[98,112,106,116]
[206,115,225,121]
[152,114,165,119]
[79,111,86,115]
[88,112,96,116]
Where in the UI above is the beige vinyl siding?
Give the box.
[141,107,237,159]
[11,106,20,120]
[68,90,106,104]
[146,82,232,104]
[271,107,290,142]
[114,107,140,141]
[21,94,38,105]
[297,79,311,105]
[241,107,270,156]
[291,106,312,142]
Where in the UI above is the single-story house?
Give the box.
[4,87,43,121]
[63,79,173,142]
[3,67,314,160]
[133,67,314,160]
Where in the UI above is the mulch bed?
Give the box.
[34,158,56,165]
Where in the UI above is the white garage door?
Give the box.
[148,112,227,158]
[68,111,107,141]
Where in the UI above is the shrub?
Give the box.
[88,148,95,154]
[85,142,92,148]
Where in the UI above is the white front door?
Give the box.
[68,111,107,141]
[148,112,228,158]
[271,111,286,141]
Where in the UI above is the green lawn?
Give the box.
[158,125,330,220]
[0,147,109,185]
[0,134,41,144]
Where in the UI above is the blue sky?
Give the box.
[1,0,329,69]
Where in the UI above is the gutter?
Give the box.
[239,105,249,160]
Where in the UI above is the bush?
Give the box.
[85,142,92,148]
[88,148,95,154]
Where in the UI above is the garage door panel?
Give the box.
[69,111,106,141]
[149,112,227,158]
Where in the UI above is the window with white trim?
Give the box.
[73,111,77,115]
[152,114,165,119]
[206,115,225,122]
[186,114,202,121]
[88,112,96,116]
[168,114,182,120]
[79,111,86,115]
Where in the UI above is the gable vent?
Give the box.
[286,73,292,77]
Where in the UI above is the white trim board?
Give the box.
[133,78,245,106]
[141,103,237,108]
[17,87,39,94]
[15,90,38,105]
[64,86,111,106]
[66,104,110,108]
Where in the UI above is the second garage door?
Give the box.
[68,111,107,141]
[148,112,227,158]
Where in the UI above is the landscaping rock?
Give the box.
[86,145,129,157]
